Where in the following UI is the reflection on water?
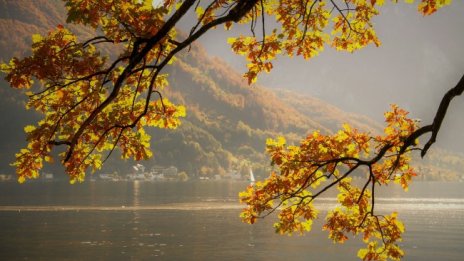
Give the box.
[1,198,464,212]
[133,181,141,207]
[0,181,463,260]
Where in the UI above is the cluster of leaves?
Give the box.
[227,0,452,84]
[0,0,186,183]
[240,105,419,260]
[1,0,277,183]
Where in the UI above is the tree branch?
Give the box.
[401,74,464,157]
[63,0,199,162]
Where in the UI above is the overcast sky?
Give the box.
[183,2,464,153]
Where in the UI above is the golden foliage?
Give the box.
[228,0,452,84]
[1,1,185,183]
[240,105,419,260]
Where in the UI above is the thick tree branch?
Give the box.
[401,74,464,157]
[255,73,464,222]
[64,0,199,161]
[61,0,260,162]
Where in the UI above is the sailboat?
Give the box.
[249,168,255,186]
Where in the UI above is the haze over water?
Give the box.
[0,181,463,260]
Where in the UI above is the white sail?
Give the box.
[249,168,255,185]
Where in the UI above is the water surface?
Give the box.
[0,181,463,260]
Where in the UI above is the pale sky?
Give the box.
[186,2,464,153]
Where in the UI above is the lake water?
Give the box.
[0,181,463,260]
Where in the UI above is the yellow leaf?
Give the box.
[31,34,42,43]
[318,144,328,153]
[342,123,351,132]
[385,126,395,136]
[227,37,236,45]
[195,6,204,18]
[357,248,368,259]
[18,176,26,184]
[24,125,36,133]
[347,143,356,154]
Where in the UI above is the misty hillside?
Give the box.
[0,0,462,181]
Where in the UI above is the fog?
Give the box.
[187,2,464,153]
